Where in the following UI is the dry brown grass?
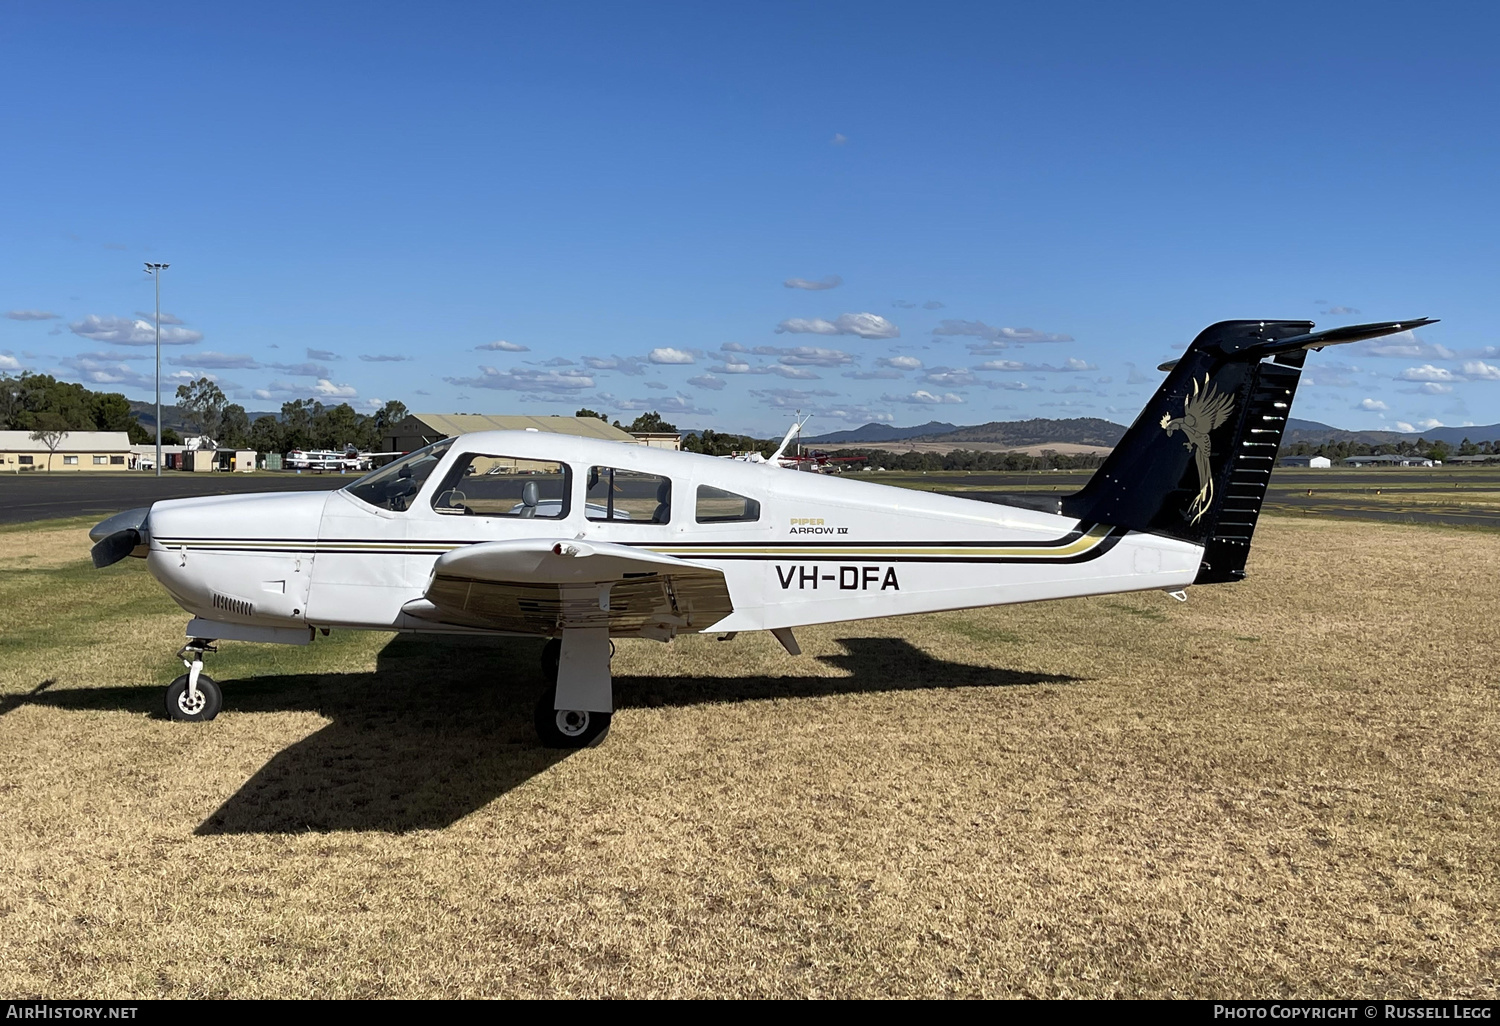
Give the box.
[0,516,1496,998]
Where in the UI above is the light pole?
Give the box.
[144,263,169,477]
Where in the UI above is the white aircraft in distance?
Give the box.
[91,317,1434,748]
[285,447,402,473]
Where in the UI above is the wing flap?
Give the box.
[417,538,732,637]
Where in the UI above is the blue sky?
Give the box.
[3,1,1497,436]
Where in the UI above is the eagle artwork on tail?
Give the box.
[1160,374,1237,524]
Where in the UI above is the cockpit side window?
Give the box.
[695,485,761,523]
[344,440,453,512]
[585,466,671,523]
[430,454,571,518]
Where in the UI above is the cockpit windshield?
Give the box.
[343,440,454,511]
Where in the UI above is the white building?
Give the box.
[1279,455,1332,468]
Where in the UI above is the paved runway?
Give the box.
[0,472,350,525]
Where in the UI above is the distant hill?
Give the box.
[802,421,958,445]
[1283,417,1500,446]
[129,401,279,433]
[916,417,1127,448]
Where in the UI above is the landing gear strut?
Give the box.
[534,632,612,748]
[165,639,223,722]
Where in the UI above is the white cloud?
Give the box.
[1356,398,1389,411]
[1360,331,1455,359]
[1398,364,1462,383]
[921,366,978,388]
[877,355,922,370]
[749,387,841,410]
[583,355,647,376]
[783,275,842,291]
[614,392,712,415]
[6,310,58,321]
[775,313,900,339]
[934,320,1072,346]
[648,347,696,365]
[476,340,529,352]
[0,354,23,370]
[644,381,668,390]
[309,380,358,398]
[842,369,904,380]
[134,310,185,325]
[1324,305,1360,315]
[831,133,847,145]
[708,360,751,375]
[1400,382,1453,395]
[360,354,412,362]
[59,355,152,388]
[720,342,749,353]
[688,374,726,391]
[169,351,261,370]
[69,314,202,346]
[888,390,965,405]
[750,345,855,367]
[1416,418,1444,430]
[444,366,596,394]
[1461,360,1500,381]
[974,357,1096,372]
[1393,421,1415,433]
[306,348,340,361]
[923,300,945,310]
[269,361,330,377]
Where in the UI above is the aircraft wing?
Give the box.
[403,538,733,638]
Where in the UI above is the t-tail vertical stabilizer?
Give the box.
[1060,317,1437,584]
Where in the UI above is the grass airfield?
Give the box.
[1,512,1497,998]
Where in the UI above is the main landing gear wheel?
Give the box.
[533,683,611,749]
[164,673,222,722]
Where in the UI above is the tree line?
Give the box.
[1280,437,1497,462]
[174,378,409,452]
[0,372,155,443]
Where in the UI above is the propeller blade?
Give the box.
[91,528,141,569]
[89,506,150,543]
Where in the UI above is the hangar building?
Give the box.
[0,430,133,471]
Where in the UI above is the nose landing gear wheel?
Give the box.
[534,684,611,748]
[164,673,223,722]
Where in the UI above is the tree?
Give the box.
[160,427,181,446]
[575,408,608,422]
[627,411,678,434]
[89,391,135,432]
[218,404,251,449]
[280,399,317,451]
[29,412,68,471]
[312,403,360,450]
[1428,440,1453,463]
[248,415,283,455]
[175,378,227,447]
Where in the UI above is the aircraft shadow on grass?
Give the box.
[8,635,1077,835]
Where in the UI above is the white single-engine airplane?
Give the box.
[91,317,1433,747]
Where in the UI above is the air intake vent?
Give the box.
[211,592,255,617]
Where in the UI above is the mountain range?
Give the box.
[804,416,1500,449]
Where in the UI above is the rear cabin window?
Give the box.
[431,454,570,519]
[695,485,761,523]
[586,466,671,523]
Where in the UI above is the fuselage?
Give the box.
[144,430,1203,639]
